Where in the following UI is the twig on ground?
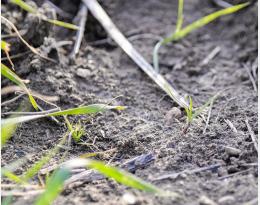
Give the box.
[44,0,73,18]
[70,4,88,59]
[200,46,221,66]
[1,85,59,102]
[245,118,258,153]
[1,189,44,197]
[2,108,59,116]
[1,16,56,63]
[212,0,233,8]
[224,119,238,133]
[82,0,188,108]
[203,99,214,134]
[152,163,222,181]
[1,29,27,39]
[1,50,31,61]
[1,184,42,189]
[1,93,25,106]
[243,63,257,93]
[218,168,253,180]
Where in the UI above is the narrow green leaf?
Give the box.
[163,2,249,44]
[1,104,125,126]
[35,168,70,205]
[193,92,220,119]
[176,0,184,32]
[10,0,37,13]
[1,122,17,146]
[1,63,38,109]
[44,19,79,30]
[48,104,125,116]
[22,136,67,181]
[1,169,25,184]
[85,160,162,193]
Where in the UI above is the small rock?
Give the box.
[218,195,235,205]
[199,195,217,205]
[122,193,137,205]
[76,68,92,78]
[224,146,241,157]
[165,107,182,124]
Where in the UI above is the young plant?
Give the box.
[183,93,220,133]
[10,0,78,30]
[153,1,250,71]
[1,63,38,109]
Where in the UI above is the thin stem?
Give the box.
[176,0,184,32]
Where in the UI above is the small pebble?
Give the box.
[224,146,241,157]
[76,68,92,78]
[218,195,235,205]
[199,195,217,205]
[122,193,137,205]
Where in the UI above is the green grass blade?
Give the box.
[193,93,220,119]
[176,0,184,32]
[85,160,161,193]
[1,169,25,184]
[48,104,125,116]
[10,0,37,13]
[44,19,79,30]
[35,168,70,205]
[1,104,125,126]
[1,63,38,109]
[22,136,67,181]
[1,122,17,146]
[162,2,249,44]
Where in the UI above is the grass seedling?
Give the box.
[153,1,250,71]
[35,168,71,205]
[10,0,79,30]
[183,93,220,133]
[1,63,38,109]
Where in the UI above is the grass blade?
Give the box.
[175,0,184,32]
[1,63,38,109]
[22,135,67,181]
[1,104,125,126]
[10,0,78,30]
[162,2,249,44]
[10,0,37,13]
[63,158,164,194]
[86,160,162,193]
[83,0,189,108]
[44,19,79,30]
[1,121,17,146]
[34,168,70,205]
[48,104,125,116]
[1,169,25,184]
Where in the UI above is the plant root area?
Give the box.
[1,0,257,204]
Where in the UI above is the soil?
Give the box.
[1,0,258,205]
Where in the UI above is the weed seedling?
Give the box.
[153,1,249,71]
